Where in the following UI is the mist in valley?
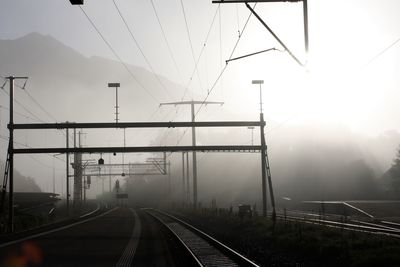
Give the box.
[1,0,400,211]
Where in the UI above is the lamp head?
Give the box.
[252,80,264,85]
[108,83,120,88]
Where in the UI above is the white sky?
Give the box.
[1,0,399,134]
[1,0,400,192]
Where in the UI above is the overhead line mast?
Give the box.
[160,100,223,209]
[212,0,309,66]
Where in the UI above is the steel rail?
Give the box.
[275,212,400,238]
[150,209,259,267]
[143,209,204,267]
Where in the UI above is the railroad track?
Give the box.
[144,208,259,267]
[275,212,400,238]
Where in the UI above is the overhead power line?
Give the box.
[180,5,221,101]
[0,75,51,123]
[23,90,58,122]
[0,87,46,123]
[179,0,204,95]
[194,3,257,117]
[79,6,159,103]
[171,3,257,150]
[150,0,183,84]
[159,4,222,151]
[363,35,400,68]
[112,0,173,99]
[0,105,38,122]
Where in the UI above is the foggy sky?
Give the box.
[1,0,400,194]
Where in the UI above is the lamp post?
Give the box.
[108,83,120,124]
[251,79,276,221]
[252,80,264,113]
[247,126,255,146]
[108,83,125,176]
[252,79,268,217]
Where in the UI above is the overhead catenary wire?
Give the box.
[112,0,173,100]
[0,75,57,122]
[0,85,46,123]
[160,5,223,155]
[179,0,204,97]
[0,105,40,123]
[0,134,65,165]
[219,6,223,98]
[150,0,183,84]
[180,5,221,101]
[363,35,400,68]
[79,6,159,103]
[171,3,257,150]
[194,3,257,118]
[0,76,76,145]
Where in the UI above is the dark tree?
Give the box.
[390,146,400,196]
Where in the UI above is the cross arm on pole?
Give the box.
[160,101,224,107]
[245,3,304,67]
[214,0,308,67]
[212,1,302,3]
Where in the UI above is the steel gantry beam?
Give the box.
[13,145,262,154]
[5,115,268,232]
[10,121,264,130]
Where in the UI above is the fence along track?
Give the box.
[145,209,259,267]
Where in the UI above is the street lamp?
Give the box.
[247,126,255,146]
[108,82,126,176]
[252,80,264,114]
[251,79,276,221]
[108,83,120,124]
[251,79,268,218]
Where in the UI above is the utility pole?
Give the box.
[252,80,276,220]
[160,100,223,209]
[168,161,171,201]
[186,151,190,203]
[66,124,70,215]
[252,80,267,217]
[5,76,27,232]
[182,152,185,204]
[73,130,83,209]
[52,157,55,194]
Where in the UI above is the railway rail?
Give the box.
[144,208,259,267]
[275,210,400,238]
